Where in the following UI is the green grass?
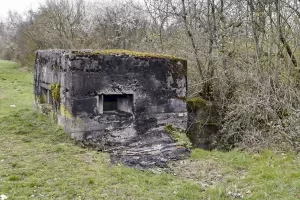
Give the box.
[0,60,300,199]
[171,149,300,199]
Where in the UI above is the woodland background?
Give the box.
[1,0,300,151]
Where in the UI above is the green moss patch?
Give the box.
[165,124,192,148]
[176,96,187,101]
[60,104,72,119]
[187,97,207,111]
[71,49,185,61]
[50,83,60,102]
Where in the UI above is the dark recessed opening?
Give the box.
[102,94,133,113]
[103,95,118,111]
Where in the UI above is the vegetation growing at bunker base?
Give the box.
[40,103,52,116]
[165,124,192,148]
[36,94,47,104]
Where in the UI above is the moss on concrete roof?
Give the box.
[71,49,185,61]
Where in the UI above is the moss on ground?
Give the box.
[71,49,185,62]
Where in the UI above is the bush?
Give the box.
[211,57,300,152]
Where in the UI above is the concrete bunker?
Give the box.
[34,49,189,168]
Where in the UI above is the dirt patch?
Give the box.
[168,158,247,189]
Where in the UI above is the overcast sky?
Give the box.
[0,0,139,20]
[0,0,44,20]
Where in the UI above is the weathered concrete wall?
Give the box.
[34,49,189,168]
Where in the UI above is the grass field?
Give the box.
[0,60,299,199]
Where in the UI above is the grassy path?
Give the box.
[0,60,299,199]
